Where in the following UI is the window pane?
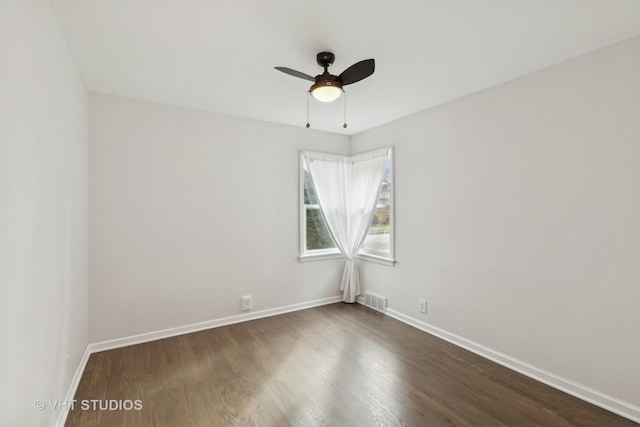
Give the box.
[362,209,390,253]
[303,170,318,205]
[305,207,336,250]
[362,155,391,255]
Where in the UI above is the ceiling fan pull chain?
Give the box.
[343,90,348,129]
[306,91,311,128]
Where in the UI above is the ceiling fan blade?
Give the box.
[338,59,375,85]
[275,67,315,82]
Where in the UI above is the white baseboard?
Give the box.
[373,305,640,424]
[88,295,342,353]
[54,345,91,427]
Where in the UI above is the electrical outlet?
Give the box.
[418,299,427,314]
[241,295,252,311]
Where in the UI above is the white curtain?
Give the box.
[303,148,389,303]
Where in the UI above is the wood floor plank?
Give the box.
[66,303,637,426]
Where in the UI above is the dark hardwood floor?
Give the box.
[66,303,636,426]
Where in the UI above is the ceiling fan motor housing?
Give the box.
[311,73,341,89]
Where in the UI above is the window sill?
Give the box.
[356,253,396,267]
[299,253,345,263]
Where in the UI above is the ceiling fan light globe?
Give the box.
[310,83,343,102]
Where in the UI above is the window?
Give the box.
[358,150,394,264]
[299,149,394,266]
[300,158,341,259]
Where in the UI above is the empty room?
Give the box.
[2,0,640,426]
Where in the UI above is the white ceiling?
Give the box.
[50,0,640,135]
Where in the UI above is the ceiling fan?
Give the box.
[275,52,375,103]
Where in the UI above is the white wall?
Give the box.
[0,1,88,425]
[352,36,640,408]
[89,94,350,342]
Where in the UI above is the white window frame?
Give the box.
[299,153,343,262]
[356,148,395,266]
[298,149,395,266]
